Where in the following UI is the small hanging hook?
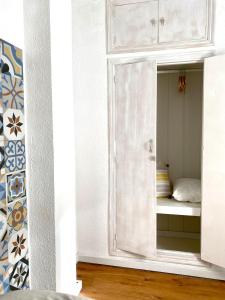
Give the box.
[178,73,186,93]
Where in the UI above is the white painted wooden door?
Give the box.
[158,0,208,44]
[109,0,158,52]
[201,54,225,268]
[114,60,157,257]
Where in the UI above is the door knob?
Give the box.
[149,156,156,162]
[160,17,165,26]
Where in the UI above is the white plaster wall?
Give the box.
[74,0,225,261]
[50,0,79,295]
[23,0,56,290]
[72,0,109,258]
[0,0,24,48]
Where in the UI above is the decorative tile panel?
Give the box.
[0,114,3,135]
[1,40,23,79]
[7,198,27,236]
[6,171,26,204]
[2,74,24,112]
[0,208,7,243]
[8,228,28,265]
[0,39,28,295]
[0,144,4,169]
[0,183,6,208]
[5,140,25,173]
[9,256,29,290]
[0,263,10,294]
[3,109,24,141]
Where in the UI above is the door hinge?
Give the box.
[114,234,117,241]
[114,75,116,84]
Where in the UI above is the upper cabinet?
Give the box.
[107,0,214,53]
[158,0,210,44]
[109,0,158,50]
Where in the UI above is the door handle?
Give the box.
[150,19,156,26]
[148,139,154,153]
[160,17,165,26]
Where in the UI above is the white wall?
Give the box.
[50,0,79,295]
[0,0,24,48]
[73,0,157,260]
[72,0,109,258]
[23,0,56,290]
[74,0,225,261]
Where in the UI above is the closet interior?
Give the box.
[156,63,203,254]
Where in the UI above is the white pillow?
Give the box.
[1,290,87,300]
[172,178,201,203]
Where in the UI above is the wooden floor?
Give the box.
[77,262,225,300]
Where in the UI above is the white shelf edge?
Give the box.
[157,198,201,217]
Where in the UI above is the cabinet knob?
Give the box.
[150,19,156,26]
[149,156,156,162]
[160,17,165,26]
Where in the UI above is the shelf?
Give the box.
[157,236,200,253]
[157,198,201,217]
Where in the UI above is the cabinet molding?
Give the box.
[108,58,157,257]
[107,0,214,53]
[108,50,213,266]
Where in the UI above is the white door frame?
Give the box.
[108,49,215,266]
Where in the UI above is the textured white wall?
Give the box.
[23,0,56,290]
[0,0,24,48]
[74,0,225,260]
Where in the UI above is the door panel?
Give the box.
[109,0,158,52]
[159,0,208,44]
[201,54,225,268]
[114,60,157,257]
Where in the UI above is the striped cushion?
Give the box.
[156,169,171,198]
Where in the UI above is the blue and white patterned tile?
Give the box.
[0,208,8,272]
[6,171,26,204]
[0,114,3,136]
[3,109,24,141]
[2,74,24,112]
[0,262,10,295]
[8,228,28,265]
[0,208,7,243]
[0,79,3,113]
[1,40,23,79]
[0,182,6,209]
[0,172,6,209]
[9,257,29,291]
[0,140,4,170]
[7,198,27,237]
[5,140,25,173]
[0,39,27,295]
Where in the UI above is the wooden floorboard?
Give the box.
[77,262,225,300]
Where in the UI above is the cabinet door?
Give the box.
[159,0,209,44]
[201,54,225,268]
[108,0,158,52]
[113,60,157,257]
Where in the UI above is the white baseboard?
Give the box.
[78,255,225,281]
[75,280,82,296]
